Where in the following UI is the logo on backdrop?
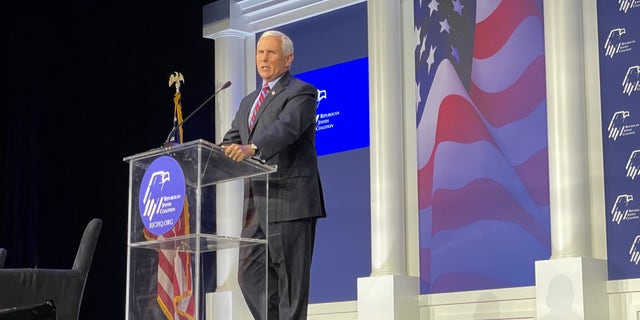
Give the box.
[316,89,327,109]
[604,28,636,58]
[611,194,639,224]
[608,110,638,140]
[315,88,340,131]
[138,156,186,235]
[622,65,640,96]
[630,235,640,265]
[626,149,640,179]
[618,0,640,13]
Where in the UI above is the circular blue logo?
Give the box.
[138,156,186,236]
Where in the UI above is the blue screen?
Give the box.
[296,57,370,155]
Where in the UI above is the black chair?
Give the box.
[0,299,56,320]
[0,218,102,320]
[0,248,6,268]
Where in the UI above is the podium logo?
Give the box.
[622,65,640,96]
[625,149,640,180]
[138,156,186,236]
[630,235,640,265]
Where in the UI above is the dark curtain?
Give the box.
[3,0,216,318]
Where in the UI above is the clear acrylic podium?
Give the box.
[123,139,276,320]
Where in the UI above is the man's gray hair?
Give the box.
[260,30,294,56]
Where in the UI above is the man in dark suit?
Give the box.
[221,30,326,320]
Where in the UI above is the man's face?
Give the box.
[256,35,292,82]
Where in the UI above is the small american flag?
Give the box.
[143,75,195,319]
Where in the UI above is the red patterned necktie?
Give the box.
[249,83,270,130]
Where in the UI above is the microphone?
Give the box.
[163,80,232,146]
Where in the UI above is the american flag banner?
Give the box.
[414,0,550,294]
[142,71,195,319]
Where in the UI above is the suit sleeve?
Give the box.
[221,94,254,145]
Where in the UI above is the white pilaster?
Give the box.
[543,0,591,259]
[207,27,255,319]
[357,275,418,320]
[536,0,609,319]
[358,1,418,319]
[367,0,405,282]
[535,258,608,320]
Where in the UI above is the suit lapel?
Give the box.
[249,72,291,134]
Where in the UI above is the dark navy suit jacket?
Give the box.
[222,71,326,223]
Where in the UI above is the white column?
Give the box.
[357,1,418,319]
[535,1,608,319]
[207,29,255,320]
[368,0,405,283]
[544,0,591,260]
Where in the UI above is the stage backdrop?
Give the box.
[255,0,640,303]
[414,0,551,294]
[275,0,554,299]
[597,0,640,280]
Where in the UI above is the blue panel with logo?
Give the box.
[296,57,370,156]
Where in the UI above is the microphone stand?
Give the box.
[163,81,232,147]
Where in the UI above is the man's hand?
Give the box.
[222,143,256,162]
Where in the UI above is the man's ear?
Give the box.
[286,53,294,68]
